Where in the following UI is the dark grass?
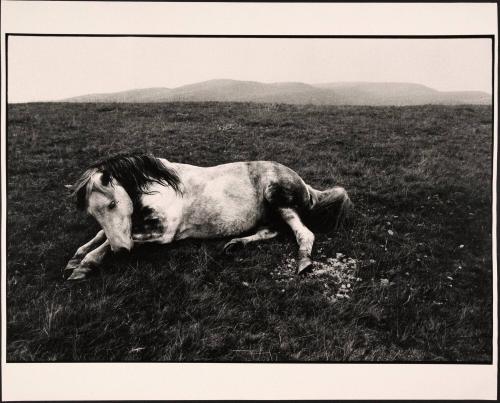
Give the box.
[6,102,492,362]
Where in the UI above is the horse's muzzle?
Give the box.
[113,246,131,257]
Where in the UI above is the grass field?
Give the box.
[6,102,493,362]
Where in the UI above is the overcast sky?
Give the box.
[8,36,492,103]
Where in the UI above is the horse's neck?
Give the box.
[140,182,178,208]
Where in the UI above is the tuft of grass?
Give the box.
[6,102,492,362]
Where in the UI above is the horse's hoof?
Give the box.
[67,271,87,281]
[297,257,313,275]
[63,258,82,279]
[223,240,242,254]
[66,265,92,281]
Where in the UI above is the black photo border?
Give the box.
[3,32,497,366]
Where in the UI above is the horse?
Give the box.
[64,153,352,280]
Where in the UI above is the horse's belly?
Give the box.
[176,184,263,239]
[177,202,262,239]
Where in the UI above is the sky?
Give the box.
[8,36,492,103]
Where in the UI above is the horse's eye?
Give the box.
[108,201,117,210]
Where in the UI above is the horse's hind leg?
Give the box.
[278,208,315,274]
[223,228,278,253]
[67,239,110,281]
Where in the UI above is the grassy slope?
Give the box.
[6,102,492,362]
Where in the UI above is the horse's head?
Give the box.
[69,154,181,253]
[70,169,134,252]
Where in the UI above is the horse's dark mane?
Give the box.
[73,153,181,210]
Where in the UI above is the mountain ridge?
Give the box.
[61,79,491,106]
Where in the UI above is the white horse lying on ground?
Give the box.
[64,154,352,280]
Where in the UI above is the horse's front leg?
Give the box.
[64,230,109,280]
[64,230,106,278]
[66,239,111,281]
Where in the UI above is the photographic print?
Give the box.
[6,35,493,363]
[1,2,498,401]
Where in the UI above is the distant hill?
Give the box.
[62,79,491,106]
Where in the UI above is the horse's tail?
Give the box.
[303,185,353,233]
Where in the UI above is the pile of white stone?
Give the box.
[272,253,361,303]
[311,253,361,303]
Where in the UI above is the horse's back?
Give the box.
[174,160,309,205]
